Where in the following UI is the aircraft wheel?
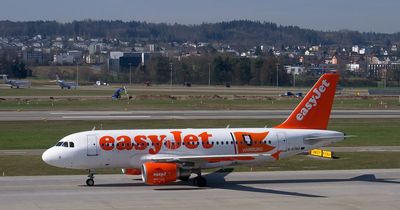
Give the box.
[193,176,207,187]
[86,178,94,186]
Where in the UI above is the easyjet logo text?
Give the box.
[99,131,213,154]
[296,79,330,121]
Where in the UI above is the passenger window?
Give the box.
[56,142,63,146]
[62,142,68,147]
[69,142,74,148]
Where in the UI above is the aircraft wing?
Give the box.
[145,153,274,164]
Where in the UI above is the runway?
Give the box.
[1,110,400,121]
[0,169,399,210]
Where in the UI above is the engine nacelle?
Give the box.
[141,162,178,185]
[122,168,142,175]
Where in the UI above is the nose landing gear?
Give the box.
[86,169,95,186]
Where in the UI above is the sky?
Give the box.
[0,0,399,33]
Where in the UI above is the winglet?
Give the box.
[276,73,339,130]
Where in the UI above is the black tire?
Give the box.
[86,178,94,186]
[193,176,207,187]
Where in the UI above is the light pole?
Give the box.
[293,71,296,88]
[76,63,79,86]
[128,63,132,86]
[276,63,279,88]
[170,62,173,87]
[208,63,211,86]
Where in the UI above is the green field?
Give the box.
[0,97,399,111]
[1,152,399,176]
[0,119,399,150]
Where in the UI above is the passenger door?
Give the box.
[277,132,287,152]
[87,135,98,156]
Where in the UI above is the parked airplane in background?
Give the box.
[1,75,31,88]
[43,73,345,187]
[55,75,77,89]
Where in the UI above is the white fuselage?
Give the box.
[42,128,344,170]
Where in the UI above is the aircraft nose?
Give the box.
[42,148,59,167]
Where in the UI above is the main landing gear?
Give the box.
[86,169,95,186]
[193,171,207,187]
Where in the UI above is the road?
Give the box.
[0,169,399,210]
[1,110,400,121]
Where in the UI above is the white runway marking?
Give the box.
[62,115,151,119]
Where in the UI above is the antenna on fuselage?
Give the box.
[226,124,230,128]
[92,126,96,131]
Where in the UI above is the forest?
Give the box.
[1,20,400,47]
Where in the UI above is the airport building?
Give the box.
[22,48,44,64]
[107,52,151,72]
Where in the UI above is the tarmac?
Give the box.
[0,169,399,210]
[1,110,400,121]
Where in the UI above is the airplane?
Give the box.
[55,75,77,89]
[1,75,31,88]
[42,73,345,187]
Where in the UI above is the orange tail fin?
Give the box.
[276,73,339,130]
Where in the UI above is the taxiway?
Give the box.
[0,169,399,210]
[1,110,400,121]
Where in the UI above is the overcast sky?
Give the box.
[1,0,399,33]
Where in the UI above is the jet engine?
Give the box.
[141,162,190,185]
[122,168,142,175]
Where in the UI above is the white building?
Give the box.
[53,53,74,65]
[284,65,305,75]
[346,63,360,72]
[352,45,359,53]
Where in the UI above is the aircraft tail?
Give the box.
[55,74,60,81]
[276,73,339,130]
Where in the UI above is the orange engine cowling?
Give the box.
[122,168,142,175]
[141,162,178,185]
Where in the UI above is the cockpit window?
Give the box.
[62,142,68,147]
[56,142,63,146]
[69,142,75,148]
